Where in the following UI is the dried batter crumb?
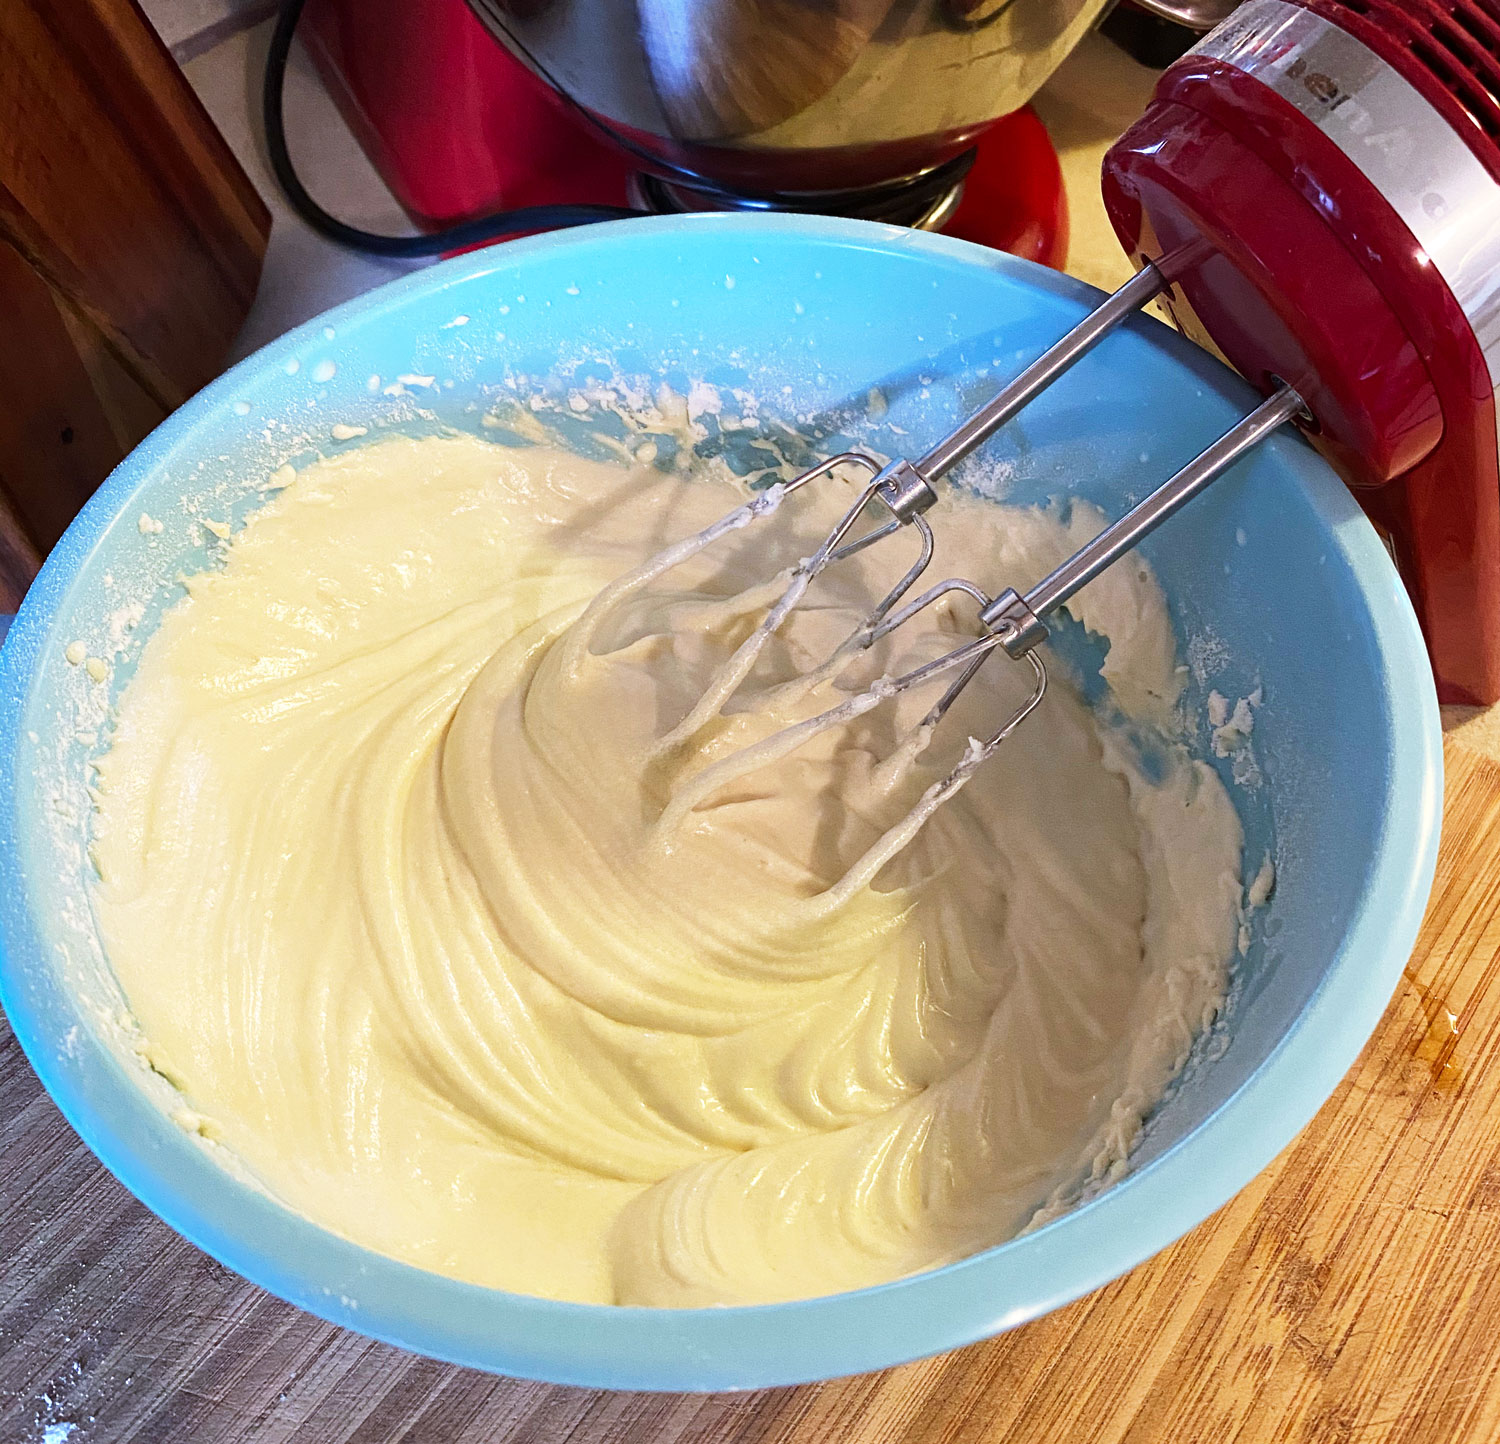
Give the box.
[171,1107,222,1141]
[1209,690,1257,758]
[1248,855,1275,907]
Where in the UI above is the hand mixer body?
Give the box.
[1102,0,1500,705]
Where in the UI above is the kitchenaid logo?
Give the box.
[1280,55,1416,167]
[1281,56,1352,112]
[1193,3,1415,167]
[1196,12,1358,113]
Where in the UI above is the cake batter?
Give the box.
[91,432,1244,1307]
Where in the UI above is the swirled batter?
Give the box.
[92,432,1243,1306]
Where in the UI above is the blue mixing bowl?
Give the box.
[0,215,1442,1389]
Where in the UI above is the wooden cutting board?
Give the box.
[2,621,1498,1440]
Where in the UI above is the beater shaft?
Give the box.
[812,379,1305,771]
[859,263,1169,540]
[984,382,1306,656]
[915,261,1167,481]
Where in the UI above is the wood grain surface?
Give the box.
[0,0,269,399]
[0,0,267,553]
[3,664,1498,1440]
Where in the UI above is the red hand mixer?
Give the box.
[1105,0,1500,705]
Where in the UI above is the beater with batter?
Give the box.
[587,259,1301,863]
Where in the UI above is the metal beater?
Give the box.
[603,259,1307,832]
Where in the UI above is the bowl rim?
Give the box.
[0,212,1444,1391]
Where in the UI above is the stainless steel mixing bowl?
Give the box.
[464,0,1238,197]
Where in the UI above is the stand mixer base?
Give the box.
[630,153,975,234]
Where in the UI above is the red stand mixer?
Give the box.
[295,0,1078,262]
[279,0,1500,703]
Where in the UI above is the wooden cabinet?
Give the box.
[0,0,269,597]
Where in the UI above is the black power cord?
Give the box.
[261,0,647,256]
